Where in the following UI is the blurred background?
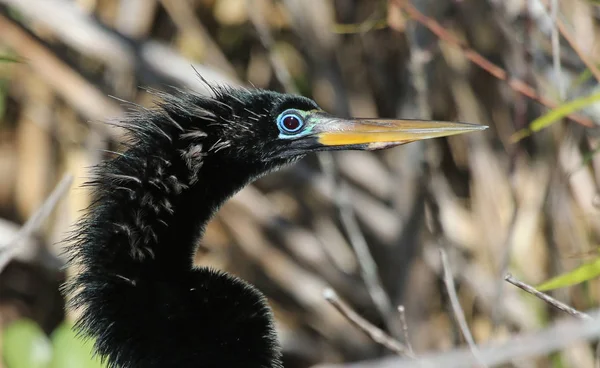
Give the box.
[1,0,600,367]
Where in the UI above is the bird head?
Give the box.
[190,88,486,169]
[155,87,486,181]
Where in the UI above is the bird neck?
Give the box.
[67,95,283,368]
[93,150,257,273]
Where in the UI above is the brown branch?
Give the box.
[391,0,594,128]
[323,289,416,359]
[504,273,592,320]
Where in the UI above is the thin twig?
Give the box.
[392,0,594,128]
[0,174,73,272]
[425,173,485,366]
[549,0,564,100]
[491,191,519,328]
[323,288,416,359]
[397,305,414,356]
[336,180,402,338]
[504,273,592,320]
[317,152,400,337]
[539,0,600,84]
[439,248,487,368]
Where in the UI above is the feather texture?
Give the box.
[64,86,318,368]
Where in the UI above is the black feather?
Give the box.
[64,85,319,368]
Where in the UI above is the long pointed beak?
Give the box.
[309,113,487,150]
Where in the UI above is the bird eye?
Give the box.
[277,111,304,135]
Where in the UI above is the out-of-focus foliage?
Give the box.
[2,320,105,368]
[2,319,52,368]
[49,322,105,368]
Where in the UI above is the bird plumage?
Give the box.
[64,81,485,368]
[65,86,306,368]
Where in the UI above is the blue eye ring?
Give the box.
[277,110,305,135]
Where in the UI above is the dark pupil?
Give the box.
[283,115,301,131]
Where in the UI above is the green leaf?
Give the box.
[511,91,600,143]
[0,55,22,63]
[537,257,600,291]
[50,323,106,368]
[571,68,594,89]
[2,319,52,368]
[332,19,388,34]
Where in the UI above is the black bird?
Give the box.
[65,83,485,368]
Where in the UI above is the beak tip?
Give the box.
[456,122,488,133]
[462,122,488,130]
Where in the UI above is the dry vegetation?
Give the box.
[1,0,600,367]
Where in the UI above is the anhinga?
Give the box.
[65,83,485,368]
